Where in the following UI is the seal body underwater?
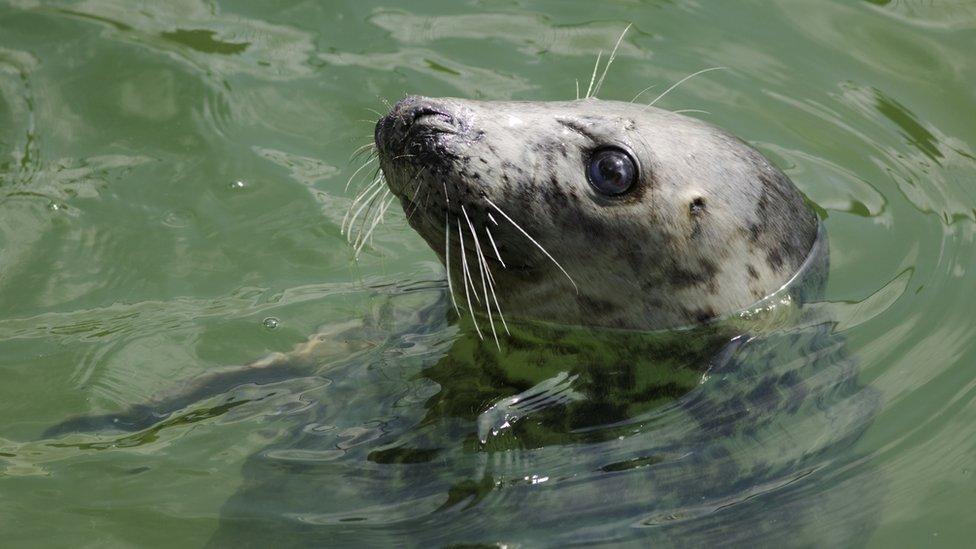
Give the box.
[43,96,881,547]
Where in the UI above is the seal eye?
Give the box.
[587,147,637,195]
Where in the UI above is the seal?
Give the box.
[41,92,879,549]
[374,95,819,332]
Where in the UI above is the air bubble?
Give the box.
[262,317,280,330]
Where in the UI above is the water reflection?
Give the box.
[198,277,881,546]
[47,0,315,80]
[27,247,888,545]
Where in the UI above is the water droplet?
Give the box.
[262,317,280,330]
[229,179,247,190]
[47,201,66,211]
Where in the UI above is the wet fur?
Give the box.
[376,97,819,329]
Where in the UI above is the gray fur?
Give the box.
[376,96,818,329]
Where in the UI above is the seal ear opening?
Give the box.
[690,197,706,214]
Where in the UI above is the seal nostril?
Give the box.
[409,106,453,127]
[385,96,458,134]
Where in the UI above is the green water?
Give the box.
[1,0,975,546]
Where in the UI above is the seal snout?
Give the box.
[375,95,458,147]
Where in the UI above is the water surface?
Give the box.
[1,0,975,546]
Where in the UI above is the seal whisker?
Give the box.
[592,24,631,99]
[456,218,484,339]
[584,50,602,99]
[644,66,727,110]
[346,182,386,243]
[352,151,377,171]
[485,271,510,335]
[672,109,712,115]
[630,84,658,103]
[420,184,433,211]
[353,187,385,246]
[575,79,580,101]
[356,172,386,201]
[354,191,394,257]
[354,187,390,247]
[342,175,384,236]
[480,228,510,335]
[339,177,383,234]
[355,189,393,248]
[456,218,481,305]
[484,197,579,293]
[368,161,384,178]
[368,164,383,185]
[410,172,425,201]
[343,174,385,236]
[406,184,434,224]
[444,215,461,316]
[487,213,499,226]
[350,141,376,157]
[398,166,426,222]
[350,172,385,207]
[364,107,384,117]
[463,205,500,348]
[349,143,376,165]
[344,156,377,192]
[477,243,501,348]
[485,226,506,268]
[352,192,389,250]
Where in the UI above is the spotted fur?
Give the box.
[376,96,819,329]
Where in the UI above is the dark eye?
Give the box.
[586,147,637,195]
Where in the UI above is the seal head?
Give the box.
[375,96,818,330]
